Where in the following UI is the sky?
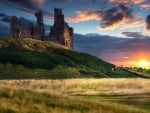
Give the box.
[0,0,150,68]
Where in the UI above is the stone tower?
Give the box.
[10,8,73,50]
[35,10,45,40]
[54,8,64,25]
[10,16,21,38]
[49,8,73,50]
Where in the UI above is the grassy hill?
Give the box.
[0,37,137,79]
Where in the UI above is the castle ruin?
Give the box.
[10,8,73,50]
[49,8,73,49]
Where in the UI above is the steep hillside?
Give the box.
[0,37,137,79]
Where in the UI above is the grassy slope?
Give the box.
[0,37,137,79]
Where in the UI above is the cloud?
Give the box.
[0,18,10,36]
[132,0,146,4]
[100,4,132,30]
[109,0,132,6]
[31,0,45,6]
[122,32,149,39]
[19,7,53,21]
[146,14,150,31]
[141,4,150,9]
[0,0,45,10]
[120,16,145,29]
[134,0,146,4]
[51,0,71,3]
[109,0,145,6]
[68,4,134,30]
[0,13,11,23]
[44,15,54,21]
[67,10,101,23]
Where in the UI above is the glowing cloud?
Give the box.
[109,0,132,6]
[121,19,145,29]
[99,17,126,30]
[32,0,45,6]
[109,0,145,5]
[67,10,101,23]
[132,0,145,4]
[100,4,131,30]
[0,0,45,10]
[141,4,150,9]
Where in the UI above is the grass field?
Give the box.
[0,78,150,113]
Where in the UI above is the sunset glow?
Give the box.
[127,59,150,69]
[137,60,150,69]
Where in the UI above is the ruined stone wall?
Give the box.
[63,23,73,49]
[49,8,73,50]
[10,8,73,50]
[10,11,45,40]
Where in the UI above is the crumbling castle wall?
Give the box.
[49,8,73,50]
[10,10,45,40]
[10,8,73,50]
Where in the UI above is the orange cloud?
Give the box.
[109,0,145,5]
[121,16,145,30]
[133,0,145,4]
[32,0,45,6]
[99,4,131,30]
[67,10,101,23]
[99,16,126,30]
[109,0,131,5]
[44,15,54,21]
[141,4,150,9]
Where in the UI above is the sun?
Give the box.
[138,60,150,69]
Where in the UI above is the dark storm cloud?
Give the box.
[146,14,150,31]
[122,32,149,39]
[0,20,9,36]
[90,0,96,3]
[100,4,132,29]
[0,13,10,36]
[0,13,11,23]
[0,13,34,25]
[51,0,71,3]
[19,7,53,21]
[0,13,7,17]
[0,0,45,10]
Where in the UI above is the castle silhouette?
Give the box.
[10,8,73,50]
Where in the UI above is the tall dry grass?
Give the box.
[0,78,150,95]
[0,78,150,113]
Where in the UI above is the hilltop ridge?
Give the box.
[0,37,137,79]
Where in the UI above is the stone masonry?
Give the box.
[49,8,73,50]
[10,8,73,50]
[10,10,44,40]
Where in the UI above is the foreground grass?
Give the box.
[0,79,150,113]
[1,88,148,113]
